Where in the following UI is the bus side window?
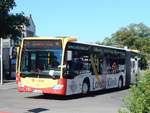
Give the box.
[99,58,103,74]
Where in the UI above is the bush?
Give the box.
[119,69,150,113]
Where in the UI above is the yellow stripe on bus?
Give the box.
[48,52,50,64]
[20,78,58,88]
[90,54,100,81]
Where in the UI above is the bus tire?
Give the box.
[82,80,90,95]
[118,77,123,89]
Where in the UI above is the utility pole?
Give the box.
[0,38,3,85]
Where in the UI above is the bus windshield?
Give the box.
[20,40,62,78]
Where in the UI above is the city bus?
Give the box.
[16,37,140,95]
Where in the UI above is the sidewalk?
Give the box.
[0,80,17,90]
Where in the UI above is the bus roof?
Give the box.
[72,41,127,51]
[22,37,140,53]
[23,37,64,40]
[23,36,77,40]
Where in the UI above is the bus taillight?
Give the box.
[16,72,21,84]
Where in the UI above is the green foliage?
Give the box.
[0,0,16,13]
[0,0,29,39]
[101,23,150,50]
[96,37,118,47]
[120,69,150,113]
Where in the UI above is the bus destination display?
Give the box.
[23,40,62,49]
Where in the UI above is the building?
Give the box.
[22,14,36,37]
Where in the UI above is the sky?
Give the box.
[12,0,150,42]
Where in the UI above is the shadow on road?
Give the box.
[27,108,49,113]
[26,87,128,100]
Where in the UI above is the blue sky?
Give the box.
[12,0,150,42]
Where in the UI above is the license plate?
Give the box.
[32,89,42,93]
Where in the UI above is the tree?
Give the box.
[96,37,117,46]
[111,23,150,49]
[99,23,150,47]
[0,0,29,40]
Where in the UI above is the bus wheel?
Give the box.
[82,81,89,94]
[118,77,123,89]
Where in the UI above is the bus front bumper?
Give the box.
[18,83,66,95]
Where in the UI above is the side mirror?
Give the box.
[67,50,72,61]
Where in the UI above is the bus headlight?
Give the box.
[52,84,63,90]
[18,82,24,87]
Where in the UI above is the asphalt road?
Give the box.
[0,82,128,113]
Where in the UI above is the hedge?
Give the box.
[119,69,150,113]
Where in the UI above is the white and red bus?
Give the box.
[16,37,140,95]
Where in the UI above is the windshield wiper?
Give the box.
[21,71,59,79]
[21,72,38,78]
